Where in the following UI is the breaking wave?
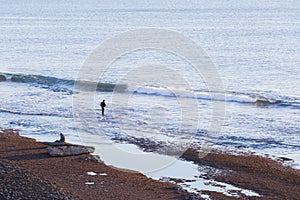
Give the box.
[0,108,71,118]
[1,72,299,109]
[131,85,300,108]
[0,72,127,94]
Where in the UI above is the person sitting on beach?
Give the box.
[100,99,106,116]
[59,133,66,143]
[55,133,66,143]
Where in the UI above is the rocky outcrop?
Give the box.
[46,143,95,157]
[0,74,6,82]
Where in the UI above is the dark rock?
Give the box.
[113,136,165,152]
[237,145,247,149]
[0,74,6,82]
[169,185,184,194]
[279,156,293,161]
[183,193,203,200]
[78,155,103,163]
[11,74,35,83]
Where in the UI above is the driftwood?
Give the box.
[44,142,95,157]
[43,142,79,146]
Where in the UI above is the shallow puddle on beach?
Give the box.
[146,158,260,198]
[80,134,260,198]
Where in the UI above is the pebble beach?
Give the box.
[0,129,190,200]
[1,129,300,199]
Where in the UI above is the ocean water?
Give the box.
[0,0,300,167]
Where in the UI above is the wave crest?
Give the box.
[1,72,298,109]
[131,85,295,107]
[1,72,127,93]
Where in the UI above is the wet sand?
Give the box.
[0,129,189,200]
[181,148,300,199]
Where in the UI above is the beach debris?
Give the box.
[85,182,95,185]
[46,144,95,157]
[87,172,97,176]
[99,173,107,176]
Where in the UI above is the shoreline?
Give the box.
[180,149,300,199]
[113,135,300,199]
[1,129,300,199]
[0,129,191,200]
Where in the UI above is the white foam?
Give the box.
[225,93,255,103]
[131,85,175,97]
[128,85,267,104]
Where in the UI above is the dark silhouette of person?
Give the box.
[60,133,66,143]
[100,99,106,116]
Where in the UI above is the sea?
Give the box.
[1,0,300,173]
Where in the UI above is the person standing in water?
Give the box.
[100,99,106,116]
